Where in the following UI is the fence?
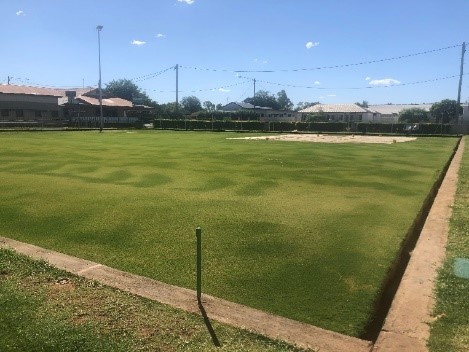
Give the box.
[153,119,456,135]
[0,118,460,135]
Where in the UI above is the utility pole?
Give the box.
[253,78,257,119]
[175,64,179,111]
[457,42,466,124]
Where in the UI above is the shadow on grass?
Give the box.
[198,299,221,347]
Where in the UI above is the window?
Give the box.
[16,110,24,118]
[1,109,9,117]
[35,110,42,118]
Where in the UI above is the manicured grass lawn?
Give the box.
[429,136,469,352]
[0,248,304,351]
[0,131,457,336]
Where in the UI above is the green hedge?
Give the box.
[152,119,454,134]
[153,120,350,132]
[355,123,452,134]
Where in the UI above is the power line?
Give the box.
[239,73,468,91]
[144,79,251,93]
[131,66,174,82]
[179,44,460,73]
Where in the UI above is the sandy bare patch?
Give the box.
[228,134,416,144]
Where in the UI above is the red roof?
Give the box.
[0,84,63,97]
[77,95,133,107]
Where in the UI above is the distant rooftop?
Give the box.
[222,102,272,110]
[299,104,367,113]
[77,95,133,108]
[368,104,433,115]
[0,84,64,97]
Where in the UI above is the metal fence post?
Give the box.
[196,226,202,302]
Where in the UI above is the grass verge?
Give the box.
[429,136,469,352]
[0,247,306,351]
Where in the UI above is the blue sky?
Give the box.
[2,0,468,107]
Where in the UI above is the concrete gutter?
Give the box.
[373,138,464,351]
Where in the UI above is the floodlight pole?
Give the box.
[97,25,104,132]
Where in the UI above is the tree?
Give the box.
[244,90,280,110]
[304,109,328,122]
[203,101,216,112]
[159,102,181,113]
[181,96,202,114]
[105,79,157,107]
[295,101,319,111]
[276,90,293,110]
[398,108,429,123]
[215,103,223,111]
[430,99,462,123]
[355,100,369,108]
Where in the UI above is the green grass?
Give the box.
[0,130,457,336]
[429,136,469,352]
[0,248,305,351]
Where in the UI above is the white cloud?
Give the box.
[156,33,165,38]
[365,76,371,81]
[178,0,194,4]
[318,94,336,99]
[314,81,321,85]
[16,10,25,16]
[306,41,319,49]
[219,88,230,93]
[131,40,146,46]
[253,58,268,64]
[368,78,401,86]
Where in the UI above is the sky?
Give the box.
[1,0,469,107]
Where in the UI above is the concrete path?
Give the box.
[0,138,463,352]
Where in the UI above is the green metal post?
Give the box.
[196,226,202,302]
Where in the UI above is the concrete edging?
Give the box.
[0,236,370,352]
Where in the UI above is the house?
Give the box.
[299,104,372,122]
[367,104,433,123]
[0,84,63,121]
[459,104,469,124]
[219,101,301,122]
[0,84,147,125]
[60,88,136,121]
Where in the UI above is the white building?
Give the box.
[220,102,301,122]
[367,104,433,123]
[299,104,372,122]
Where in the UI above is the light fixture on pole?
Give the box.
[96,25,104,132]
